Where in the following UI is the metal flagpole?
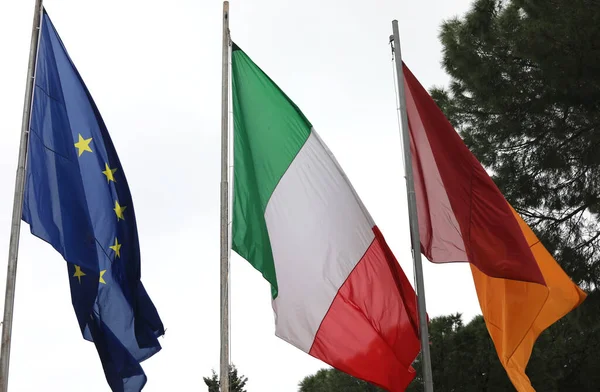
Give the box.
[0,1,44,390]
[390,19,434,392]
[220,1,231,392]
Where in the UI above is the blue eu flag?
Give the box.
[22,9,164,391]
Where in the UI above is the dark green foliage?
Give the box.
[431,0,600,289]
[204,364,248,392]
[298,368,384,392]
[406,315,513,392]
[406,314,512,392]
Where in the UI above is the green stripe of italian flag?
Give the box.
[231,42,421,391]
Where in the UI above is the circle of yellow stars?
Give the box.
[72,133,124,286]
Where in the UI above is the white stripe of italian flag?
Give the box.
[231,42,421,391]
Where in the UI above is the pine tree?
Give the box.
[431,0,600,288]
[203,364,248,392]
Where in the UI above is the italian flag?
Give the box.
[231,43,422,391]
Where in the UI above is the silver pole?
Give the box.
[220,2,230,392]
[390,20,434,392]
[0,1,43,390]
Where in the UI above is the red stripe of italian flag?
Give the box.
[231,43,421,391]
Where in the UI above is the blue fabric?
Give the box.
[22,9,164,391]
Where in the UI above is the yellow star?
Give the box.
[109,237,122,258]
[74,134,93,157]
[99,270,107,284]
[102,163,117,183]
[114,201,127,220]
[73,265,86,284]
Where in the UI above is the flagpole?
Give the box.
[0,1,44,390]
[220,1,231,392]
[390,20,434,392]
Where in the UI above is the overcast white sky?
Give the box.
[0,0,479,390]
